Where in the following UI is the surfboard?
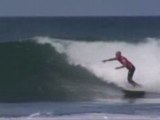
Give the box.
[121,83,145,97]
[122,88,145,98]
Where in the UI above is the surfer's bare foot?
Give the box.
[131,83,137,87]
[129,81,141,87]
[135,83,141,87]
[133,83,141,88]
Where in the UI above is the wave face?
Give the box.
[0,40,121,102]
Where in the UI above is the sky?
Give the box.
[0,0,160,16]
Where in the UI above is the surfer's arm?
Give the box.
[115,65,125,69]
[102,58,117,63]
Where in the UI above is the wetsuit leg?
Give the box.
[127,66,136,86]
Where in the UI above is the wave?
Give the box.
[0,40,121,102]
[36,37,160,93]
[1,36,160,102]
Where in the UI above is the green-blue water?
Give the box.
[0,17,160,119]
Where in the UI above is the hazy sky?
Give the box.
[0,0,160,16]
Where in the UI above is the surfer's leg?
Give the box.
[127,66,136,87]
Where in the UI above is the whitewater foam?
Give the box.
[0,113,157,120]
[36,37,160,93]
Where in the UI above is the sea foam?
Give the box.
[36,37,160,92]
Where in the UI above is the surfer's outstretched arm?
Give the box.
[102,58,116,63]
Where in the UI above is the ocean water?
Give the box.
[0,17,160,119]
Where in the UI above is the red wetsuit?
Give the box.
[116,55,138,87]
[116,56,134,70]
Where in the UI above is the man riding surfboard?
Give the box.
[102,51,140,87]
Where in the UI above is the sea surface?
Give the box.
[0,16,160,119]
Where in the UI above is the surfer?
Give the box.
[102,51,140,87]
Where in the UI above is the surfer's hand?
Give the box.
[115,67,118,69]
[115,66,124,69]
[102,60,107,63]
[115,67,120,69]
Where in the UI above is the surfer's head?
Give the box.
[115,51,121,57]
